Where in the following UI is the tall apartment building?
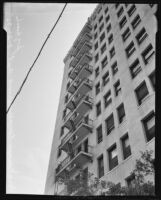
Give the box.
[45,3,156,195]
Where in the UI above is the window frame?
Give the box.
[102,71,110,86]
[114,80,121,96]
[95,82,101,95]
[117,103,126,124]
[136,27,148,45]
[149,71,155,90]
[141,44,155,65]
[111,61,118,76]
[142,111,155,142]
[131,14,141,30]
[125,41,136,58]
[121,133,132,160]
[122,27,131,42]
[104,90,112,108]
[101,56,108,69]
[98,154,104,178]
[129,58,142,78]
[106,113,115,135]
[119,16,127,29]
[108,144,118,171]
[110,46,115,59]
[127,4,136,17]
[135,80,149,105]
[97,125,103,144]
[96,101,101,116]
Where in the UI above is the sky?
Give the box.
[5,3,97,194]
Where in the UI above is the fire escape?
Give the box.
[55,21,93,182]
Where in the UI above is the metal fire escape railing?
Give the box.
[55,145,93,176]
[61,117,93,148]
[63,91,93,122]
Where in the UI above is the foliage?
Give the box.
[60,150,155,196]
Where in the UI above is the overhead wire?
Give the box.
[7,3,67,114]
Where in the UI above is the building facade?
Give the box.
[45,3,156,195]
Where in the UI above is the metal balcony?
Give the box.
[72,33,92,57]
[63,94,93,130]
[60,118,93,152]
[68,64,93,94]
[72,23,92,51]
[69,52,92,71]
[55,145,93,178]
[70,41,92,68]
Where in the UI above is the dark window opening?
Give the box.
[106,113,114,135]
[135,81,149,105]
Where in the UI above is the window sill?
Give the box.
[121,154,132,165]
[137,93,155,109]
[117,118,127,129]
[106,164,119,175]
[146,136,155,146]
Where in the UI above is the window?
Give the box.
[60,127,64,137]
[63,109,66,119]
[141,44,155,65]
[129,58,142,78]
[94,24,97,31]
[127,5,136,17]
[106,113,114,135]
[121,134,131,159]
[101,56,108,69]
[108,34,113,44]
[136,27,148,45]
[104,90,112,108]
[108,144,118,170]
[102,71,109,86]
[95,53,99,63]
[114,80,121,96]
[106,15,110,23]
[96,101,101,116]
[122,27,131,42]
[119,16,127,29]
[111,61,118,75]
[95,67,99,78]
[100,32,105,43]
[115,4,120,9]
[105,6,108,14]
[125,41,136,58]
[135,81,149,105]
[142,111,155,142]
[107,23,112,33]
[94,42,98,50]
[98,155,104,178]
[66,81,70,90]
[57,148,62,158]
[149,71,155,90]
[131,15,141,30]
[117,103,126,123]
[97,125,103,144]
[94,32,98,40]
[110,46,115,59]
[99,15,103,23]
[97,6,102,14]
[101,43,106,54]
[99,23,104,32]
[126,174,135,187]
[95,82,100,95]
[117,6,124,18]
[65,94,68,103]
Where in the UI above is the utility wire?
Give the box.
[7,3,67,114]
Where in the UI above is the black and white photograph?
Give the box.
[5,2,156,197]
